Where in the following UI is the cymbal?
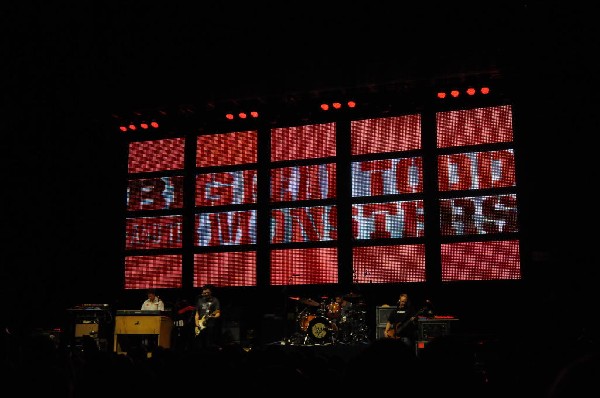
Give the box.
[299,298,320,307]
[288,296,300,301]
[343,292,362,299]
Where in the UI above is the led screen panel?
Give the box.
[128,137,185,173]
[351,114,421,155]
[352,200,425,239]
[271,163,336,202]
[270,247,338,285]
[124,254,182,289]
[125,215,183,250]
[127,176,184,211]
[352,157,423,197]
[440,240,521,281]
[439,194,518,236]
[271,205,337,243]
[353,244,426,283]
[196,170,257,206]
[271,122,336,161]
[196,131,257,167]
[195,210,257,246]
[438,149,515,191]
[437,105,513,148]
[194,252,256,287]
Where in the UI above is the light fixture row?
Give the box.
[119,121,160,132]
[118,85,495,132]
[436,86,490,99]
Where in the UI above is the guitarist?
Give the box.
[384,293,417,348]
[194,285,222,351]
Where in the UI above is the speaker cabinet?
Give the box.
[375,306,394,326]
[375,306,394,340]
[376,326,387,339]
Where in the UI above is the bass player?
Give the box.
[384,293,418,348]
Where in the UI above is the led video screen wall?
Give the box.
[123,104,520,289]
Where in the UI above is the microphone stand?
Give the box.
[282,279,291,345]
[282,275,298,345]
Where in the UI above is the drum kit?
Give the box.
[287,293,369,345]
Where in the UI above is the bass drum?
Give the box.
[307,316,333,343]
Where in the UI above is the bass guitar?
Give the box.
[385,307,427,339]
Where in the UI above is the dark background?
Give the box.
[2,3,598,343]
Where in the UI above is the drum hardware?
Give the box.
[287,294,371,346]
[343,292,362,300]
[299,297,321,307]
[325,301,341,319]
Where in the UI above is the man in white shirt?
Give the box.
[141,289,164,311]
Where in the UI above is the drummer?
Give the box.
[327,293,353,323]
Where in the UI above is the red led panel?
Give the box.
[127,176,184,211]
[352,200,425,240]
[271,163,336,202]
[197,131,257,167]
[271,123,336,161]
[437,105,513,148]
[124,254,182,289]
[351,157,423,197]
[440,240,521,281]
[194,251,256,287]
[128,137,185,173]
[439,194,518,236]
[195,210,256,246]
[196,170,257,206]
[351,114,421,155]
[270,247,338,285]
[125,215,183,250]
[438,149,515,191]
[353,244,426,283]
[271,205,337,243]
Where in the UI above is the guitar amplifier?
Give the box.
[417,317,459,340]
[375,306,394,325]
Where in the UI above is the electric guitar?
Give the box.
[194,310,218,336]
